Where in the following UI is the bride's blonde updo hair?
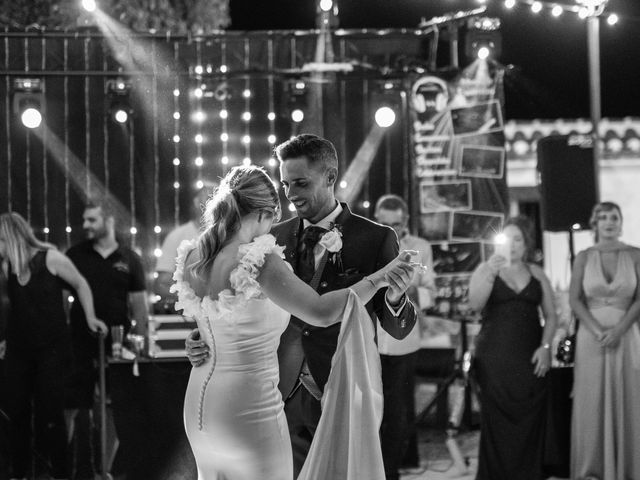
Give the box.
[192,165,281,278]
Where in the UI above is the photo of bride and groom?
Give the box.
[174,133,420,480]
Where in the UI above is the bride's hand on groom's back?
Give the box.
[185,328,209,367]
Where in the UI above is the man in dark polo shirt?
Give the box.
[66,198,148,480]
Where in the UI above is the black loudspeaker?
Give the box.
[537,135,598,232]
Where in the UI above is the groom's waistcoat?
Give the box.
[273,203,416,399]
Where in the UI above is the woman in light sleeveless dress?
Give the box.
[171,166,415,480]
[569,202,640,480]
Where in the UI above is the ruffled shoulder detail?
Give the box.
[229,233,286,301]
[169,239,202,318]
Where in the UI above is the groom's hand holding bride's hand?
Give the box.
[186,328,210,367]
[379,250,418,303]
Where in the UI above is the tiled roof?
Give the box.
[504,118,640,159]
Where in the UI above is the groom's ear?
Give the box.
[326,167,338,187]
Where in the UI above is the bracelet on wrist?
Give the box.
[541,342,550,350]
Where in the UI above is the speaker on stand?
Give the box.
[536,133,597,477]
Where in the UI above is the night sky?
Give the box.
[228,0,640,120]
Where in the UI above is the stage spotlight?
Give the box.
[113,108,128,124]
[374,106,395,128]
[477,46,491,60]
[284,78,307,124]
[81,0,97,12]
[13,78,44,129]
[291,109,304,123]
[21,107,42,129]
[319,0,333,12]
[106,78,132,123]
[465,17,501,63]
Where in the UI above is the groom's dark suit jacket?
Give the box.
[272,202,417,399]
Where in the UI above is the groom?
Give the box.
[187,134,417,476]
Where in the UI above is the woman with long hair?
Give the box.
[468,216,557,480]
[0,212,106,480]
[173,165,415,480]
[570,201,640,480]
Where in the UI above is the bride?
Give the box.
[171,165,415,480]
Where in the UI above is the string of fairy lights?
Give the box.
[477,0,619,24]
[6,0,635,260]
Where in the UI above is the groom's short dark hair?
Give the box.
[274,134,338,172]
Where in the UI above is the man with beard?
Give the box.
[65,198,148,480]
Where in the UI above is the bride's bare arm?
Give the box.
[258,252,413,327]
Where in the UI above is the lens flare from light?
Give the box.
[374,107,396,128]
[21,108,42,129]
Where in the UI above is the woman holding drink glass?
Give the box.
[468,216,557,480]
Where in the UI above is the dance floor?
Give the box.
[403,429,568,480]
[401,429,479,480]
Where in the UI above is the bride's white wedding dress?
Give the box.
[172,233,385,480]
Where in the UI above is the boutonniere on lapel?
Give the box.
[318,223,343,270]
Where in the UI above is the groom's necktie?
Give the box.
[298,225,327,284]
[296,225,328,402]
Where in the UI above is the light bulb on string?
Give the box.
[551,5,563,17]
[531,2,542,13]
[291,109,304,123]
[607,14,619,25]
[504,0,516,9]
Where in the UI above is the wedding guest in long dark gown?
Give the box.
[0,212,107,480]
[468,216,557,480]
[569,202,640,480]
